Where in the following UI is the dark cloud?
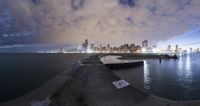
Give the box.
[71,0,85,10]
[119,0,136,7]
[175,0,192,9]
[148,6,157,14]
[147,1,157,15]
[32,0,40,4]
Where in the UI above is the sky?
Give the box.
[1,0,200,51]
[158,28,200,50]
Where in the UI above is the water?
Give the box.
[102,54,200,101]
[0,53,85,103]
[144,53,200,101]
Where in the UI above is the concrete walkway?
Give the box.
[51,55,200,106]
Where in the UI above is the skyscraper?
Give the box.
[91,42,95,50]
[107,44,110,49]
[85,39,88,48]
[175,45,178,52]
[142,40,148,48]
[82,39,89,50]
[167,45,171,51]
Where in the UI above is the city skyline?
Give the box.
[0,38,199,53]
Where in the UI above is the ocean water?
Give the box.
[144,53,200,101]
[0,53,85,103]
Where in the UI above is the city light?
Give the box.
[187,49,191,55]
[141,48,147,53]
[86,48,93,53]
[50,39,200,54]
[152,48,160,53]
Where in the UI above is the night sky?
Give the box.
[1,0,200,50]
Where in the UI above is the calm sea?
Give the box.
[0,53,84,103]
[144,53,200,101]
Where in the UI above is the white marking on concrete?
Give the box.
[30,97,51,106]
[113,80,130,89]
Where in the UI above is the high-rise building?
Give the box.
[82,39,89,50]
[142,40,148,48]
[82,43,86,50]
[90,42,95,50]
[190,48,193,52]
[107,44,110,49]
[85,39,88,48]
[167,45,171,51]
[175,45,178,52]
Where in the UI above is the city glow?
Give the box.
[141,48,147,53]
[187,49,191,55]
[152,48,160,53]
[86,48,93,53]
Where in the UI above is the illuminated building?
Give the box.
[90,42,95,50]
[79,39,142,53]
[175,45,178,52]
[142,40,148,48]
[190,48,193,53]
[82,39,89,51]
[167,45,171,51]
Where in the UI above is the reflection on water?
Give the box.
[143,54,200,101]
[178,56,183,70]
[178,55,193,93]
[143,60,151,90]
[185,55,191,71]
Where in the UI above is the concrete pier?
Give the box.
[100,55,144,69]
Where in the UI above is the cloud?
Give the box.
[119,0,136,7]
[0,0,200,46]
[70,0,85,10]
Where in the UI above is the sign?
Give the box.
[113,80,130,89]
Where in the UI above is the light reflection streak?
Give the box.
[185,55,191,71]
[177,54,193,90]
[178,56,183,70]
[144,60,151,90]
